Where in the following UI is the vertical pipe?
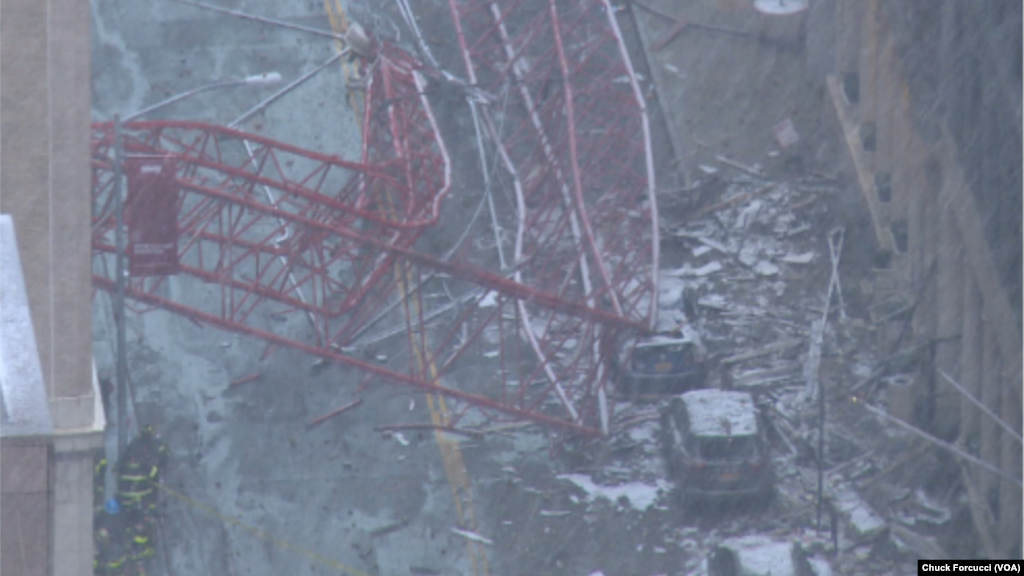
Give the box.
[114,115,128,462]
[816,373,825,531]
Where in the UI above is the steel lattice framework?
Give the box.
[92,3,658,436]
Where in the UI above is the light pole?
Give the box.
[108,71,282,496]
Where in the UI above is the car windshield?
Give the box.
[698,436,758,461]
[631,343,694,373]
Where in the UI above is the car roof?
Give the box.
[714,535,804,576]
[680,389,758,437]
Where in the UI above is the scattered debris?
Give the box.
[374,423,484,439]
[830,484,887,544]
[780,251,815,264]
[539,509,572,517]
[716,154,764,177]
[369,518,409,537]
[773,118,800,148]
[557,474,666,511]
[307,398,363,427]
[753,260,780,276]
[666,261,723,277]
[230,372,262,387]
[722,338,802,365]
[450,527,494,546]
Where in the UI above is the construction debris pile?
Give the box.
[473,171,962,575]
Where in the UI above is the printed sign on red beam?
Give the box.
[125,156,180,277]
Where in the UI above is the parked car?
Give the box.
[614,324,708,400]
[660,389,773,507]
[706,535,829,576]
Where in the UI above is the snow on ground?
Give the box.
[557,473,670,512]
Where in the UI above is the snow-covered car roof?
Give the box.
[710,535,811,576]
[680,389,758,437]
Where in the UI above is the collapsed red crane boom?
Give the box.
[91,4,658,435]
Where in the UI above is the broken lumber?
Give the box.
[722,338,802,365]
[716,154,764,177]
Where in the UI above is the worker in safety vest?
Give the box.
[135,425,167,511]
[127,518,156,566]
[94,454,108,516]
[106,549,129,576]
[93,524,114,576]
[117,457,154,513]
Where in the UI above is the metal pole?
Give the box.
[816,375,825,531]
[114,114,128,462]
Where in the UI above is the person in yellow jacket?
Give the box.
[129,519,154,551]
[93,454,108,516]
[117,457,154,513]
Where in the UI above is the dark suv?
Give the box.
[660,389,773,507]
[614,325,708,400]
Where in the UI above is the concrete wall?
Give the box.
[1,440,53,576]
[831,0,1022,559]
[0,1,102,576]
[1,0,95,429]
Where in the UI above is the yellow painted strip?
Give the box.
[320,4,487,575]
[323,0,364,120]
[155,482,376,576]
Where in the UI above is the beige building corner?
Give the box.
[1,0,104,575]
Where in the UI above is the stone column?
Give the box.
[1,439,53,576]
[1,0,100,575]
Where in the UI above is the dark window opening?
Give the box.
[698,436,758,461]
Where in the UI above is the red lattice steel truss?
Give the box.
[91,10,658,436]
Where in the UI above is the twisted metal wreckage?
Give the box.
[91,0,659,436]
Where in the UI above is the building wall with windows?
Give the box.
[830,0,1022,558]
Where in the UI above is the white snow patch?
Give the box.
[753,260,780,276]
[0,215,55,436]
[781,251,815,264]
[666,261,722,277]
[479,290,499,308]
[717,535,805,576]
[658,276,687,308]
[692,245,713,257]
[450,527,494,546]
[557,474,667,511]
